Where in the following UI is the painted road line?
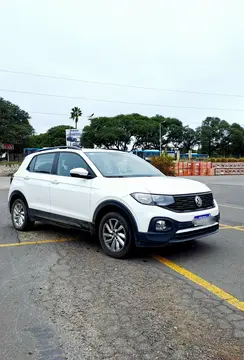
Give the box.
[220,224,244,231]
[0,223,241,248]
[153,255,244,312]
[219,224,234,230]
[219,225,232,230]
[0,238,77,247]
[219,203,244,211]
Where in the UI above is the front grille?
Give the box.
[175,224,219,241]
[166,192,214,213]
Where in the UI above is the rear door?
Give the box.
[24,152,56,215]
[49,152,95,226]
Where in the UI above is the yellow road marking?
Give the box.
[153,255,244,312]
[1,233,244,312]
[219,224,233,230]
[235,227,244,231]
[0,238,77,247]
[220,224,244,231]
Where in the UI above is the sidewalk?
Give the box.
[0,177,10,190]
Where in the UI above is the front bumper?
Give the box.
[135,213,220,247]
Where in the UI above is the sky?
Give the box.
[1,0,244,134]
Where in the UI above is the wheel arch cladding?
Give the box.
[93,200,138,235]
[9,191,28,213]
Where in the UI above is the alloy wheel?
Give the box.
[13,202,25,228]
[102,218,126,252]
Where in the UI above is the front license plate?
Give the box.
[193,214,214,227]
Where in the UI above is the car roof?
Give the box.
[31,147,127,155]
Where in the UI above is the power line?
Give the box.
[1,87,244,112]
[30,111,88,117]
[1,68,244,99]
[27,110,201,125]
[31,111,69,116]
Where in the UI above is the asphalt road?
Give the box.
[1,176,244,360]
[163,176,244,300]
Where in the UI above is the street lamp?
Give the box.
[159,122,163,155]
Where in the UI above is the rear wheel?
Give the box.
[98,212,133,258]
[11,198,34,231]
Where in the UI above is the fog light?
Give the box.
[155,220,167,231]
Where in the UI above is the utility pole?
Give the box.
[159,123,162,155]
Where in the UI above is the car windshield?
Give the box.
[85,151,164,178]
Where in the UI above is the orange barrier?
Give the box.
[207,168,214,176]
[192,162,200,176]
[174,161,244,176]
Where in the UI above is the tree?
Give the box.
[81,113,186,151]
[81,113,244,157]
[28,125,73,148]
[70,107,82,129]
[197,117,230,157]
[229,123,244,157]
[81,116,132,150]
[81,125,95,148]
[0,97,34,150]
[150,115,184,149]
[131,116,159,150]
[181,126,198,152]
[47,125,73,146]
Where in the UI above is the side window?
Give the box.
[27,157,36,172]
[57,153,88,177]
[33,153,56,174]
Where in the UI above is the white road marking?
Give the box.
[218,203,244,211]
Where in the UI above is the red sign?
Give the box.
[2,144,14,150]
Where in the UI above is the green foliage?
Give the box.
[81,115,136,150]
[181,126,198,151]
[70,107,82,129]
[0,161,21,166]
[81,113,188,150]
[0,97,34,150]
[28,125,72,148]
[151,154,175,176]
[2,96,244,159]
[209,157,244,162]
[81,113,244,157]
[196,117,244,157]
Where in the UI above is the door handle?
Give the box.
[24,176,29,180]
[52,180,59,185]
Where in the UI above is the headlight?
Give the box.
[131,193,174,206]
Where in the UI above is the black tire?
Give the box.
[11,198,34,231]
[98,211,133,258]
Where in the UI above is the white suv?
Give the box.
[8,147,220,258]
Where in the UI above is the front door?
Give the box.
[49,152,94,227]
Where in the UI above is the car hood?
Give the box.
[107,176,211,195]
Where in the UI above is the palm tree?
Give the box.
[70,107,82,129]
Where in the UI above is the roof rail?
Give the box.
[35,146,82,153]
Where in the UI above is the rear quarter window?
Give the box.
[27,153,55,174]
[27,157,36,172]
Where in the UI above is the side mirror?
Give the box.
[70,167,90,179]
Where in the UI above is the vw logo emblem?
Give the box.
[195,195,202,208]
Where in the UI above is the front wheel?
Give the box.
[11,198,34,231]
[98,212,133,258]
